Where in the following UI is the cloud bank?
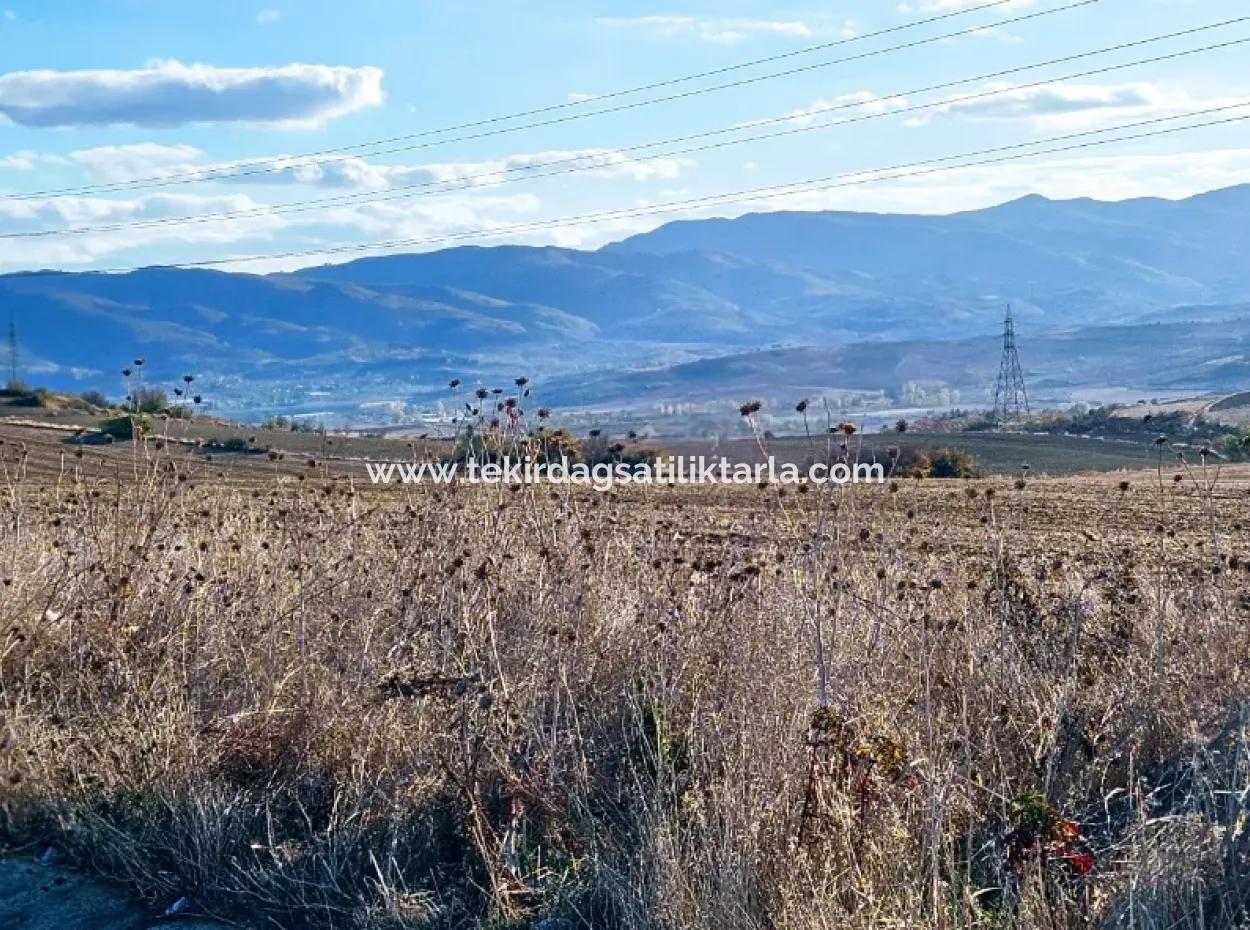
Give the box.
[916,81,1243,131]
[63,143,692,191]
[0,60,383,128]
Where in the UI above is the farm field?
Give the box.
[2,398,1166,481]
[667,431,1164,476]
[1,418,1247,930]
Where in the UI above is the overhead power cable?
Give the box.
[48,107,1250,275]
[7,31,1249,240]
[1,0,1100,200]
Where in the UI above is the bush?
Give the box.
[7,387,52,408]
[1216,431,1250,462]
[128,386,168,414]
[454,427,582,466]
[927,447,980,478]
[581,433,665,468]
[99,414,153,441]
[79,390,111,408]
[217,436,251,453]
[895,445,980,479]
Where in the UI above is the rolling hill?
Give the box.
[538,316,1250,410]
[4,184,1250,414]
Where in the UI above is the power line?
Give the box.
[51,108,1250,275]
[2,0,1101,201]
[9,31,1250,241]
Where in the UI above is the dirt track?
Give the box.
[0,857,230,929]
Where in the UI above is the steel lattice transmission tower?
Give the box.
[992,305,1030,425]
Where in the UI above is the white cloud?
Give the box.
[914,81,1245,131]
[6,145,1248,272]
[0,194,287,272]
[965,25,1023,43]
[401,149,693,187]
[0,190,275,231]
[70,143,206,182]
[321,192,543,240]
[0,149,38,171]
[784,92,910,126]
[734,91,910,131]
[595,15,815,44]
[0,185,549,273]
[0,59,383,128]
[378,148,1250,252]
[256,9,281,24]
[162,147,694,191]
[737,148,1250,216]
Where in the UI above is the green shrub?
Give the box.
[99,415,153,441]
[896,445,980,479]
[927,447,980,479]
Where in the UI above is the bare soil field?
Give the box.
[1,419,1248,929]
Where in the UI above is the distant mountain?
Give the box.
[608,185,1250,324]
[4,184,1250,415]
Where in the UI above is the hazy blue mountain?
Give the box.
[609,185,1250,322]
[4,185,1250,413]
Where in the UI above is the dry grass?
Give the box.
[0,431,1248,929]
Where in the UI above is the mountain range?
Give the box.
[5,184,1250,417]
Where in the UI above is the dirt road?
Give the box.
[0,857,230,930]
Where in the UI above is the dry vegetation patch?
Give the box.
[0,438,1248,929]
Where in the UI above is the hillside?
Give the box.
[544,317,1250,409]
[5,185,1250,415]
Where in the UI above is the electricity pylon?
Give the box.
[992,306,1030,425]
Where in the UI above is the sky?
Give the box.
[0,0,1247,273]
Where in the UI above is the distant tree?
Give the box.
[129,386,168,414]
[894,445,980,479]
[927,448,980,479]
[79,390,111,408]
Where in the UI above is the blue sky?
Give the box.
[1,0,1248,272]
